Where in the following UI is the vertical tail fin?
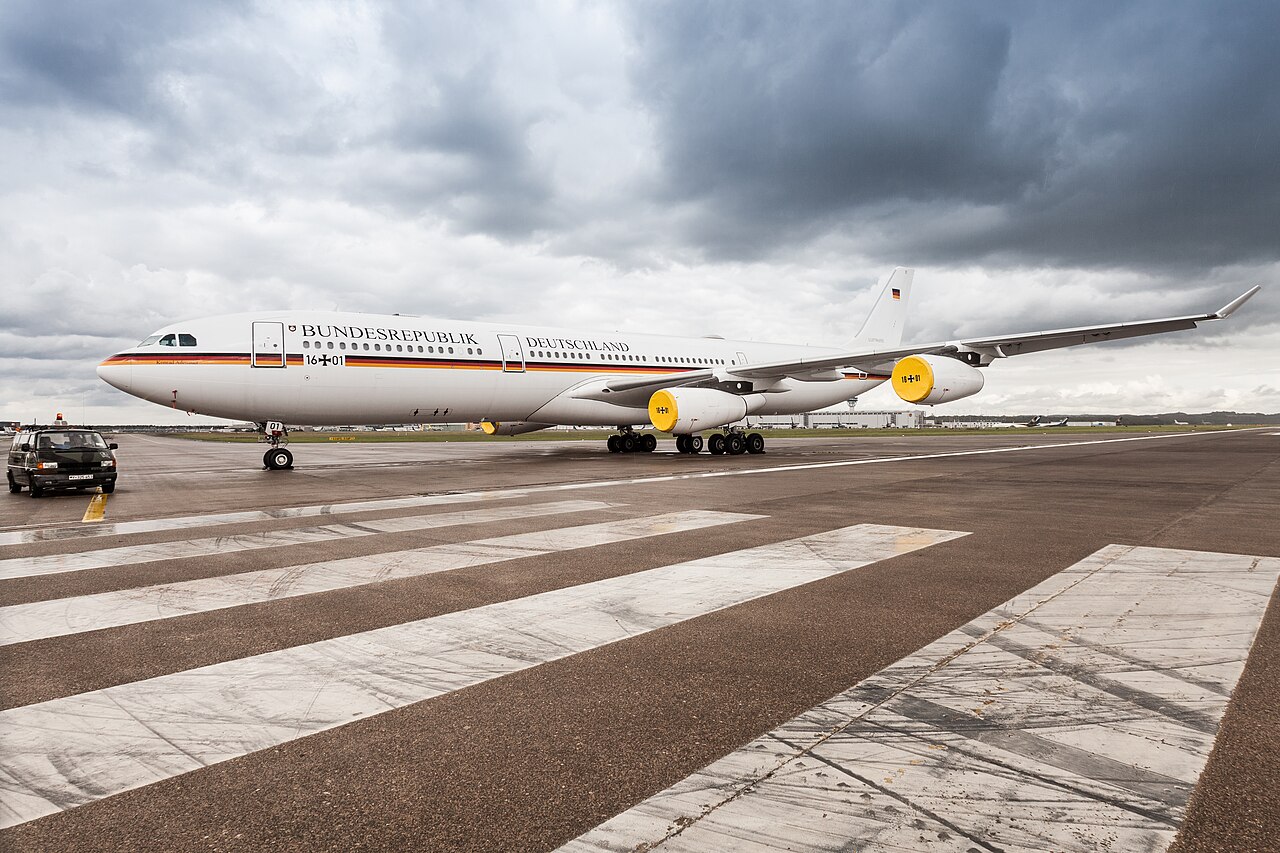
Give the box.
[848,267,913,349]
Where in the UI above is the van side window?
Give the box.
[158,334,177,347]
[178,334,197,346]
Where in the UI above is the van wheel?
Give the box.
[7,474,20,494]
[101,482,115,494]
[29,484,42,499]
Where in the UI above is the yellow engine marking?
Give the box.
[83,492,109,524]
[480,420,499,435]
[648,390,679,433]
[891,355,935,404]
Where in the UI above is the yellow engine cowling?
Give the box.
[891,355,985,405]
[648,388,765,433]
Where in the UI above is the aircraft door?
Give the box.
[497,334,525,373]
[252,322,286,368]
[735,351,748,367]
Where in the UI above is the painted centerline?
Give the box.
[561,545,1280,853]
[0,510,759,646]
[0,499,614,581]
[0,523,965,829]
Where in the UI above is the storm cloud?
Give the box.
[1,0,1276,422]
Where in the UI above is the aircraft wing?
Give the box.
[949,285,1258,357]
[576,286,1259,404]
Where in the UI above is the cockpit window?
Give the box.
[138,335,162,347]
[158,334,177,347]
[178,333,197,346]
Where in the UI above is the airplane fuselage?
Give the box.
[98,311,884,426]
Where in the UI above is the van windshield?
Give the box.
[36,432,108,450]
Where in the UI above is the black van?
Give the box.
[7,428,119,498]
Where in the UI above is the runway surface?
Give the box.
[1,429,1277,852]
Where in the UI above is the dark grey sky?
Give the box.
[1,0,1276,420]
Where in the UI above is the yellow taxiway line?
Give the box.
[82,492,109,523]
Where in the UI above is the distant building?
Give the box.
[744,411,924,429]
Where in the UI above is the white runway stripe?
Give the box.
[0,491,510,547]
[0,523,964,829]
[0,428,1252,548]
[0,510,760,646]
[0,500,614,581]
[562,545,1280,853]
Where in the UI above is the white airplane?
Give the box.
[96,269,1260,469]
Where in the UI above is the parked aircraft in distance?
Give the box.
[1016,416,1069,428]
[96,270,1259,469]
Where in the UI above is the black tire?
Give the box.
[101,481,115,494]
[689,434,703,453]
[746,432,765,454]
[675,435,689,454]
[620,433,638,453]
[607,435,620,453]
[266,448,294,470]
[641,433,657,452]
[708,434,725,455]
[726,433,746,455]
[7,474,20,494]
[29,484,42,499]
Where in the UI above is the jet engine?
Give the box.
[891,355,985,405]
[479,421,554,436]
[648,387,765,433]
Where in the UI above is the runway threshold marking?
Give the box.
[562,544,1280,853]
[0,428,1251,549]
[0,510,761,647]
[0,499,615,581]
[0,523,965,829]
[80,494,108,524]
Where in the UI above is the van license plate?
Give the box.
[68,474,93,480]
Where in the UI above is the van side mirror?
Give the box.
[19,442,31,452]
[109,443,119,450]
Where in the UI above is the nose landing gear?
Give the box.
[259,420,294,470]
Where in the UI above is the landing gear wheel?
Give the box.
[641,433,657,452]
[7,474,20,494]
[620,433,638,453]
[726,433,747,455]
[746,432,765,454]
[675,435,689,454]
[607,435,621,453]
[708,434,726,455]
[689,435,703,453]
[265,448,294,470]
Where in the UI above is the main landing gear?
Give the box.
[259,420,294,470]
[706,429,766,456]
[607,427,657,454]
[609,428,765,456]
[674,434,704,454]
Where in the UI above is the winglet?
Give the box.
[1214,285,1261,319]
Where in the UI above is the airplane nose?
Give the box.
[97,360,133,392]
